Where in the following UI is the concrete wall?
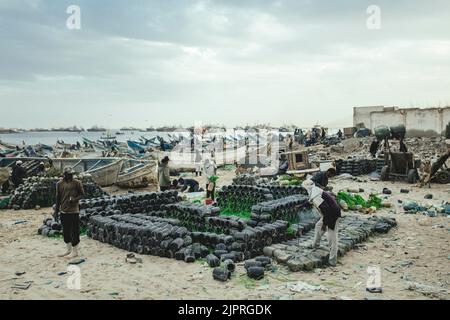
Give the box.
[353,106,450,137]
[353,106,384,128]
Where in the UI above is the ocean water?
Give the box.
[0,131,164,146]
[0,128,341,147]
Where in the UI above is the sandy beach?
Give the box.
[1,176,448,300]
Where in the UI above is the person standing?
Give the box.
[302,180,341,266]
[287,135,293,151]
[194,149,202,177]
[204,157,217,200]
[158,156,171,191]
[11,160,26,188]
[55,167,85,258]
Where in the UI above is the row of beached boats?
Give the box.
[0,157,158,188]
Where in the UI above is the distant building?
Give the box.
[353,105,450,137]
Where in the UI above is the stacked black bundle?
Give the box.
[88,214,193,259]
[232,174,258,185]
[335,159,378,176]
[217,185,273,212]
[189,220,288,261]
[10,176,105,210]
[164,203,220,231]
[206,216,247,232]
[250,195,310,225]
[79,191,180,217]
[258,185,307,199]
[38,217,63,237]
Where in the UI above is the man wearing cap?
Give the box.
[55,167,85,258]
[302,179,341,266]
[158,156,171,191]
[11,160,26,188]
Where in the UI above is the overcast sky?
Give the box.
[0,0,449,129]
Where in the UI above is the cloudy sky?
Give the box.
[0,0,449,129]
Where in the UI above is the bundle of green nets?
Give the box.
[337,192,382,210]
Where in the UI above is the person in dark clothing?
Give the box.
[55,167,85,258]
[11,160,26,188]
[337,129,343,139]
[158,156,171,191]
[160,139,166,152]
[178,178,201,193]
[278,155,289,175]
[37,162,46,176]
[399,139,408,153]
[369,138,380,157]
[302,180,341,266]
[311,168,336,189]
[170,179,179,190]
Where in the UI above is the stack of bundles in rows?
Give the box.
[88,214,197,260]
[258,185,307,199]
[79,190,180,219]
[265,215,397,272]
[335,159,378,176]
[206,216,247,233]
[209,221,288,262]
[163,203,220,231]
[217,185,272,213]
[249,195,310,226]
[195,221,288,261]
[9,176,105,210]
[232,174,271,186]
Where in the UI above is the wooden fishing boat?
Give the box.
[116,160,158,188]
[0,157,123,187]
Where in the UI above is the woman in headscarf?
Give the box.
[302,179,342,266]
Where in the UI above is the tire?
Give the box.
[380,166,390,181]
[433,170,450,184]
[407,169,418,184]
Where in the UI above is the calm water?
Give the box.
[0,128,341,146]
[0,131,164,146]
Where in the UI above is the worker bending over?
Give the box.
[302,180,342,266]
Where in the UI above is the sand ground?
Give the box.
[0,175,449,300]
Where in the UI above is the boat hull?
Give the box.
[116,161,158,188]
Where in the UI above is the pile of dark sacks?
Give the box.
[88,213,197,260]
[249,195,311,226]
[38,217,63,237]
[10,176,105,210]
[79,191,180,226]
[258,185,307,199]
[217,185,273,212]
[335,159,378,176]
[38,191,181,238]
[232,174,270,186]
[163,203,221,231]
[263,215,397,272]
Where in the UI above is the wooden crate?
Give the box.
[282,151,310,171]
[343,127,356,137]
